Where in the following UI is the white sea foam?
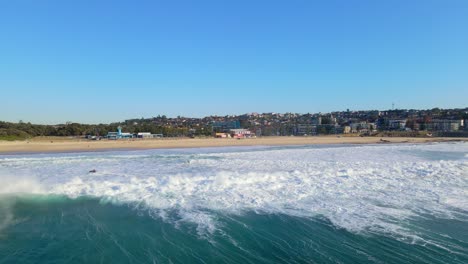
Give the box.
[0,143,467,238]
[0,170,44,194]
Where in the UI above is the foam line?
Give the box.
[0,143,467,239]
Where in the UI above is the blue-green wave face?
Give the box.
[1,143,468,263]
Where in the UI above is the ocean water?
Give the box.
[0,143,467,263]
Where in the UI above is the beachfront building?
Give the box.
[137,132,152,138]
[388,119,407,130]
[229,129,252,138]
[350,122,374,133]
[294,124,317,136]
[343,126,351,134]
[428,119,463,132]
[317,124,343,134]
[137,132,163,138]
[215,133,231,138]
[106,132,119,140]
[107,126,133,140]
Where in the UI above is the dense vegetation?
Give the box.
[0,121,211,141]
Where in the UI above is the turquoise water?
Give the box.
[1,143,467,263]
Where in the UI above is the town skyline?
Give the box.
[2,107,466,141]
[2,106,467,125]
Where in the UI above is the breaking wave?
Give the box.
[1,143,467,243]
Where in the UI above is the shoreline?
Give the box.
[0,136,466,155]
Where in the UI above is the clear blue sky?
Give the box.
[1,0,467,124]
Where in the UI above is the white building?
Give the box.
[137,132,152,138]
[388,119,407,130]
[229,129,252,138]
[430,120,462,132]
[137,132,164,138]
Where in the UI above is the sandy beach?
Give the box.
[0,136,466,154]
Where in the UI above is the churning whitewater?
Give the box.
[1,143,467,263]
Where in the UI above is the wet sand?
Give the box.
[0,136,466,154]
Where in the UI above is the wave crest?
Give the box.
[1,143,467,238]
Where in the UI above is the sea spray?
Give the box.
[0,199,14,234]
[0,173,44,235]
